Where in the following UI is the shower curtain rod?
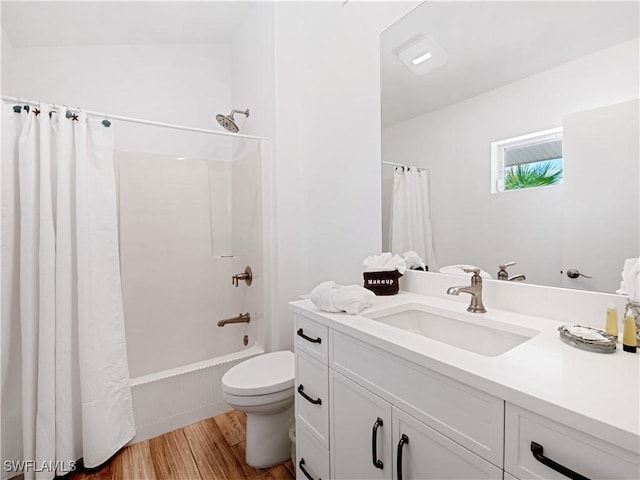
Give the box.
[382,161,429,171]
[1,95,264,141]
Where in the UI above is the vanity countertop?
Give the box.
[289,292,640,454]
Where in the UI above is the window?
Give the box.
[491,127,563,192]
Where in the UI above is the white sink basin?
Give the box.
[363,303,539,356]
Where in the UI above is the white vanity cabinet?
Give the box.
[330,370,502,480]
[292,306,639,480]
[294,313,503,479]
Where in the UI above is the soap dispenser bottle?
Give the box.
[622,314,637,353]
[605,305,619,337]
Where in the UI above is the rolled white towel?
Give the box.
[363,252,406,274]
[616,257,640,301]
[310,281,375,315]
[403,250,426,271]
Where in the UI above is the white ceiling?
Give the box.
[381,1,640,127]
[1,1,255,47]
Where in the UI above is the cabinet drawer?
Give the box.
[330,331,504,467]
[505,403,640,480]
[295,315,328,363]
[296,422,330,480]
[296,352,330,447]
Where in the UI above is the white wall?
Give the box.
[230,2,275,140]
[2,40,233,158]
[1,28,13,92]
[382,39,639,288]
[561,100,639,292]
[230,2,276,349]
[270,1,419,351]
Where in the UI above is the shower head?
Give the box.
[216,108,250,133]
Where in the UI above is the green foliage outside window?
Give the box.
[504,159,563,190]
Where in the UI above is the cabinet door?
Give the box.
[330,371,392,479]
[392,407,502,480]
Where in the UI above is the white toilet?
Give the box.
[221,350,295,468]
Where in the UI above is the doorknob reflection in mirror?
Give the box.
[566,269,592,279]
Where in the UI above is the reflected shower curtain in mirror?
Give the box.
[1,104,135,479]
[390,167,438,271]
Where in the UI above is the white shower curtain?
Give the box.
[390,167,438,271]
[1,103,135,479]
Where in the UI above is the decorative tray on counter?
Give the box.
[558,325,617,353]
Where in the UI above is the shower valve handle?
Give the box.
[232,266,253,287]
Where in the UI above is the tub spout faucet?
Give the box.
[446,268,487,313]
[217,312,251,327]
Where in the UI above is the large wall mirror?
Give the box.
[381,1,639,293]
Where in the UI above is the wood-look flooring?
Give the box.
[70,411,295,480]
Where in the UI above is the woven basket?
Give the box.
[363,270,403,296]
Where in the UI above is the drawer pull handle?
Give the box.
[371,417,384,469]
[299,458,321,480]
[297,328,322,344]
[397,434,409,480]
[530,442,590,480]
[297,384,322,405]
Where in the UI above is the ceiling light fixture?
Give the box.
[412,52,433,65]
[398,36,447,75]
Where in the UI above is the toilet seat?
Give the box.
[223,388,293,408]
[222,350,294,396]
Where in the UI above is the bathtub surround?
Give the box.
[1,104,135,478]
[116,136,267,440]
[116,148,264,378]
[130,345,263,443]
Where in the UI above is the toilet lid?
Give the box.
[222,351,294,396]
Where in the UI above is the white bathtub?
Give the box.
[129,343,263,442]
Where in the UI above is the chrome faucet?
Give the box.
[497,262,526,282]
[446,268,487,313]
